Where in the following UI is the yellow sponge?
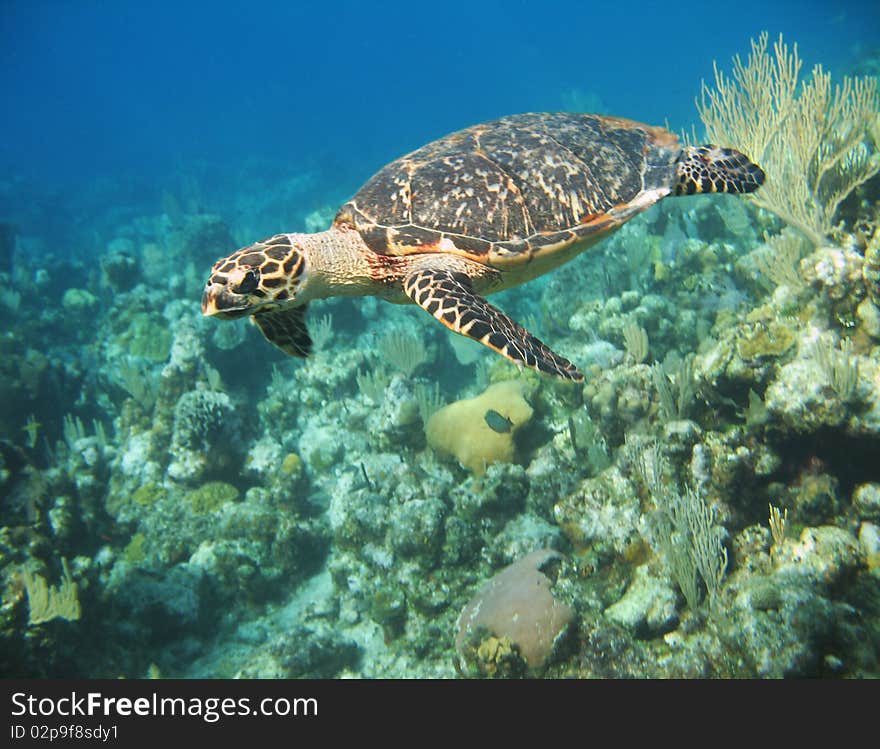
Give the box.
[426,380,533,475]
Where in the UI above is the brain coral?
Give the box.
[168,389,242,483]
[172,390,238,452]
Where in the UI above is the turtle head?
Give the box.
[201,234,307,319]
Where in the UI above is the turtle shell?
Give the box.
[334,112,681,269]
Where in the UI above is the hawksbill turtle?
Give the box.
[202,112,764,381]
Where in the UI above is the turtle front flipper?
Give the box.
[403,267,583,382]
[252,305,312,357]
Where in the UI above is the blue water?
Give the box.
[3,0,878,191]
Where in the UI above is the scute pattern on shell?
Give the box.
[335,112,679,261]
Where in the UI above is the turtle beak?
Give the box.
[201,283,223,316]
[201,283,250,319]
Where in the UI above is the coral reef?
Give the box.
[1,32,878,679]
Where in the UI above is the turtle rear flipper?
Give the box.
[674,145,765,196]
[253,304,312,357]
[403,266,583,382]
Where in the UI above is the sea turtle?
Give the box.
[202,112,764,381]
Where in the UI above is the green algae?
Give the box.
[736,321,797,360]
[187,481,239,514]
[118,313,172,361]
[123,532,147,564]
[133,482,167,507]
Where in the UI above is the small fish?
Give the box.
[484,409,513,433]
[22,415,41,449]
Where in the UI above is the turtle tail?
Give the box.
[674,145,765,196]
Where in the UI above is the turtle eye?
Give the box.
[233,268,260,294]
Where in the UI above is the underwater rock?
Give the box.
[616,377,651,423]
[328,486,384,551]
[865,241,880,304]
[662,419,703,458]
[426,380,533,476]
[800,246,865,302]
[364,374,422,445]
[100,248,139,292]
[553,464,640,557]
[858,522,880,572]
[275,626,361,678]
[525,435,596,518]
[581,363,655,442]
[853,483,880,522]
[327,449,444,557]
[387,497,446,562]
[186,492,328,601]
[484,514,564,568]
[61,288,98,315]
[117,312,173,361]
[281,452,303,477]
[695,337,737,387]
[455,549,574,676]
[570,292,683,362]
[855,299,880,340]
[298,424,344,474]
[731,524,773,575]
[694,429,780,505]
[47,495,76,541]
[772,526,863,586]
[604,563,678,638]
[245,435,283,480]
[232,622,360,679]
[108,562,208,641]
[60,285,97,311]
[113,432,163,497]
[763,331,856,433]
[162,319,206,390]
[727,568,840,677]
[697,300,803,394]
[785,472,843,525]
[856,299,880,341]
[449,462,528,525]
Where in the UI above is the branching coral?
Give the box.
[632,443,728,609]
[750,230,810,290]
[22,558,81,625]
[652,353,696,421]
[377,329,428,377]
[698,32,880,249]
[814,337,861,401]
